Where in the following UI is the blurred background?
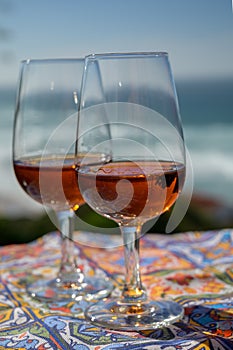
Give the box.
[0,0,233,244]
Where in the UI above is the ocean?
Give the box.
[0,78,232,217]
[176,78,233,206]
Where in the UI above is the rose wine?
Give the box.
[78,160,185,223]
[14,155,84,211]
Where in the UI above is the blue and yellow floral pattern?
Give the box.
[0,229,232,349]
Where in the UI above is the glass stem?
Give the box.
[120,225,147,303]
[56,210,84,285]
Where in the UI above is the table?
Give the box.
[0,229,233,349]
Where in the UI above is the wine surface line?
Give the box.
[78,160,185,223]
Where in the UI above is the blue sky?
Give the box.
[0,0,233,85]
[0,0,232,213]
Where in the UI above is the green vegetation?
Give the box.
[0,197,232,245]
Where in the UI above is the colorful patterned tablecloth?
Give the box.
[0,229,233,349]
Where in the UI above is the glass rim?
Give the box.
[85,51,168,60]
[20,57,84,64]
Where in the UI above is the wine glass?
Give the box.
[13,58,113,301]
[76,52,186,330]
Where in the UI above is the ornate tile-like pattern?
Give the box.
[0,229,232,349]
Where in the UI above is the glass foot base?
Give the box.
[85,298,184,331]
[27,276,113,302]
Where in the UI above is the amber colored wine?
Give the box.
[78,160,185,223]
[14,155,84,211]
